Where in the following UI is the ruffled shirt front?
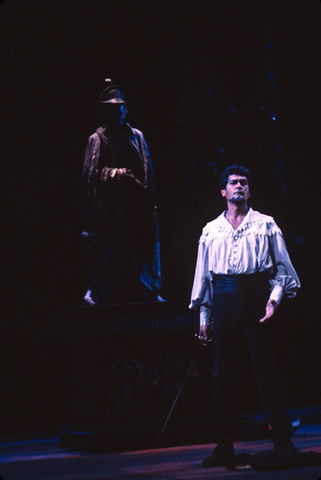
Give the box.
[189,208,300,325]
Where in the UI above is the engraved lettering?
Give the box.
[168,314,175,327]
[141,316,148,329]
[161,315,168,327]
[183,313,190,326]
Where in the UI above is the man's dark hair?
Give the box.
[219,164,252,191]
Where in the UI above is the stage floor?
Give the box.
[1,423,321,480]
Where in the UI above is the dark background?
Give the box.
[1,0,320,435]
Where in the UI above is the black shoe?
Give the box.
[273,437,301,457]
[202,445,235,468]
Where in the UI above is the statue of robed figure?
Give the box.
[81,80,162,305]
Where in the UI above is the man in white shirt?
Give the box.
[189,165,301,468]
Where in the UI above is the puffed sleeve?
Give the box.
[268,229,301,305]
[189,234,213,325]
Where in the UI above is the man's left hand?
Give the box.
[260,299,277,323]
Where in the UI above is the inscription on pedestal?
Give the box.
[58,301,199,337]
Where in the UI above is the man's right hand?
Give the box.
[198,324,213,346]
[125,169,143,187]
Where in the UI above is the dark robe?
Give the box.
[81,122,161,304]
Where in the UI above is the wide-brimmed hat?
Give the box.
[99,78,126,104]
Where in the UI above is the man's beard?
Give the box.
[231,193,245,204]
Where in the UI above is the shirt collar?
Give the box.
[220,207,253,229]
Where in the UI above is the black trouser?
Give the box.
[212,274,291,447]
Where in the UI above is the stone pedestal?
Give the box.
[55,301,215,452]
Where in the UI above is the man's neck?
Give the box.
[101,120,125,130]
[226,203,249,229]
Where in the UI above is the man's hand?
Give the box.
[198,324,213,345]
[260,299,277,323]
[125,169,144,187]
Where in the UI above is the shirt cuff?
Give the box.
[200,305,212,326]
[270,285,284,305]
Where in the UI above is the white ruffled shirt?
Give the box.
[189,208,300,326]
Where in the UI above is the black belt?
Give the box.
[213,272,269,294]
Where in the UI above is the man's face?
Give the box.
[221,174,250,204]
[102,103,127,126]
